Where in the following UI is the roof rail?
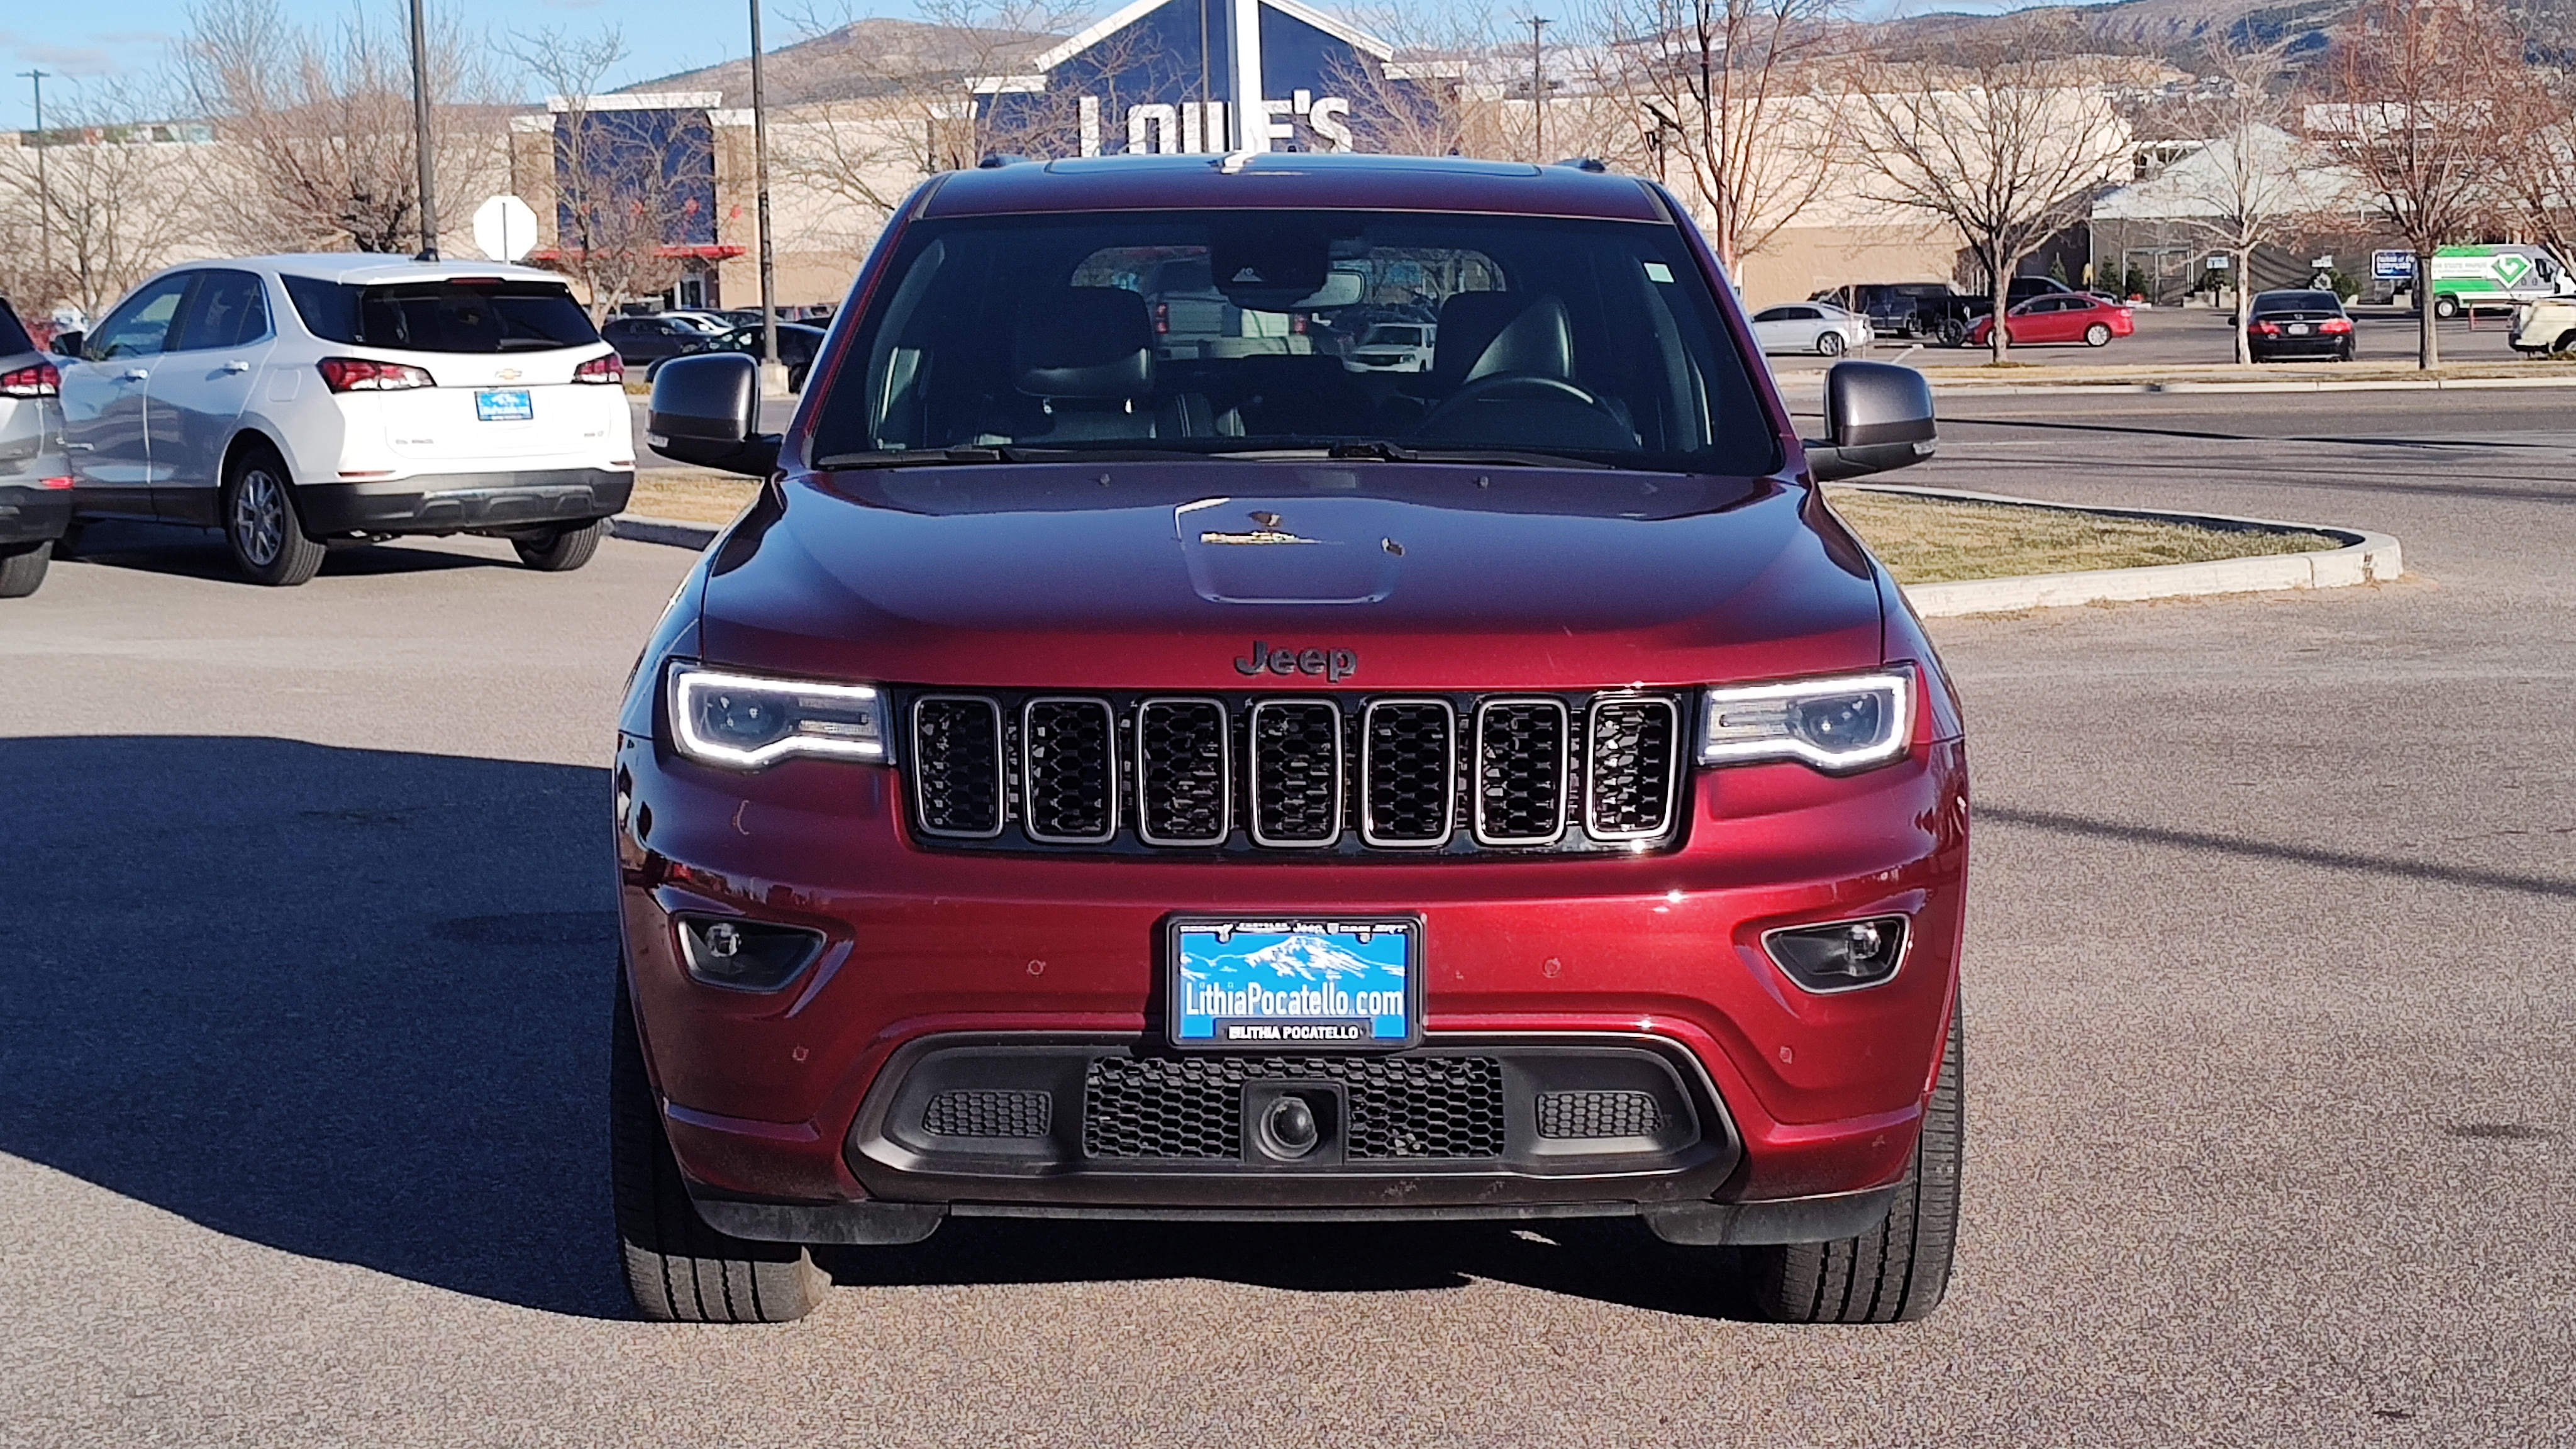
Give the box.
[1552,157,1609,173]
[976,153,1031,169]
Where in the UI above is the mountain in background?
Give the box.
[616,17,1054,107]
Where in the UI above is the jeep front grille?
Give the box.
[1082,1054,1507,1160]
[897,689,1688,857]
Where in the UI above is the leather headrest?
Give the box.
[1014,287,1155,399]
[1431,292,1574,390]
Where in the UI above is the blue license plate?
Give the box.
[475,388,533,422]
[1167,916,1421,1049]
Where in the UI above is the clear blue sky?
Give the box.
[0,0,2034,130]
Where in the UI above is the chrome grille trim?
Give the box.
[1472,697,1570,847]
[910,694,1006,840]
[1583,695,1682,842]
[1360,698,1457,848]
[1133,696,1232,847]
[1246,697,1345,848]
[1020,696,1118,845]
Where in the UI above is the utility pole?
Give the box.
[18,70,48,297]
[750,0,783,395]
[408,0,440,258]
[1527,16,1551,160]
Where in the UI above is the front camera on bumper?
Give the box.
[1764,916,1909,993]
[677,915,826,992]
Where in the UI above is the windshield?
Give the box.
[284,277,601,353]
[812,211,1778,474]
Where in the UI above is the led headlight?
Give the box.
[668,664,885,769]
[1699,670,1912,772]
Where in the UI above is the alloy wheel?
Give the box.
[232,467,287,568]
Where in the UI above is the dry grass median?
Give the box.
[1826,486,2338,584]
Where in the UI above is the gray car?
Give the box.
[0,296,72,597]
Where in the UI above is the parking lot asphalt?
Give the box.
[3,391,2572,1446]
[1763,304,2531,373]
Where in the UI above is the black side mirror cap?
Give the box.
[647,352,781,477]
[52,330,84,360]
[1804,359,1936,481]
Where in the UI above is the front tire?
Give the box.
[1817,331,1846,358]
[1936,316,1968,348]
[513,518,607,572]
[2434,294,2460,320]
[2084,322,2112,347]
[223,446,326,587]
[0,540,49,597]
[1743,1003,1963,1324]
[611,972,828,1323]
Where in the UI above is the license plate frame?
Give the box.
[2285,323,2310,335]
[1163,915,1423,1051]
[475,388,534,422]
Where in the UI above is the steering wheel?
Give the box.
[1414,372,1616,438]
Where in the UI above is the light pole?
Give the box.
[750,0,782,394]
[18,70,48,297]
[1526,16,1550,160]
[408,0,439,258]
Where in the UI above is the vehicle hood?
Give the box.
[696,462,1884,690]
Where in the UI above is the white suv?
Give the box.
[58,257,635,586]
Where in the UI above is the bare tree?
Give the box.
[2485,46,2576,321]
[1324,5,1520,159]
[1584,0,1852,275]
[179,0,497,254]
[0,84,211,321]
[512,26,701,319]
[2175,39,2315,364]
[2306,0,2519,367]
[1841,15,2131,362]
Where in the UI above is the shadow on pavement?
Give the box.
[61,521,507,581]
[0,735,1768,1322]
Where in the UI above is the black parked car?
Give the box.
[2243,289,2357,362]
[600,314,707,367]
[1813,276,2083,347]
[646,322,828,391]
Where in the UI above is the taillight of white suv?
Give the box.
[317,357,435,392]
[574,352,625,384]
[0,360,59,397]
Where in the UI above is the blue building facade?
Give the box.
[981,0,1415,156]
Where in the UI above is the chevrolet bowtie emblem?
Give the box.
[496,368,523,382]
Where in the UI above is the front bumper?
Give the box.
[0,483,72,546]
[615,724,1970,1221]
[297,467,633,536]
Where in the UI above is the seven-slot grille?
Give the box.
[902,690,1685,855]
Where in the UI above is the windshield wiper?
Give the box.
[1206,441,1615,470]
[811,445,1222,469]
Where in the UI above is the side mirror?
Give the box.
[1804,360,1935,482]
[648,352,780,477]
[52,330,84,360]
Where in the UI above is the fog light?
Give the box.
[1764,916,1909,993]
[676,915,825,992]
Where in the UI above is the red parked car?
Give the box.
[623,153,1968,1324]
[1967,292,2136,348]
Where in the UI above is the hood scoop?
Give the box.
[1176,496,1405,605]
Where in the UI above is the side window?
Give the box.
[1753,306,1795,323]
[87,274,194,360]
[170,269,271,352]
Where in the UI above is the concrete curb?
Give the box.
[1845,483,2406,617]
[1780,371,2576,398]
[609,514,721,550]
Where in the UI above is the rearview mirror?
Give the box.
[1804,360,1935,482]
[648,352,780,477]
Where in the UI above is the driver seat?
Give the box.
[1430,292,1576,392]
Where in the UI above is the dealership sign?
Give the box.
[2373,250,2416,279]
[980,0,1404,155]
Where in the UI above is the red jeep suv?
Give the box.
[619,154,1965,1324]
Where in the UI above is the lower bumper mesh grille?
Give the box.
[923,1089,1053,1138]
[1535,1089,1663,1139]
[1082,1055,1507,1160]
